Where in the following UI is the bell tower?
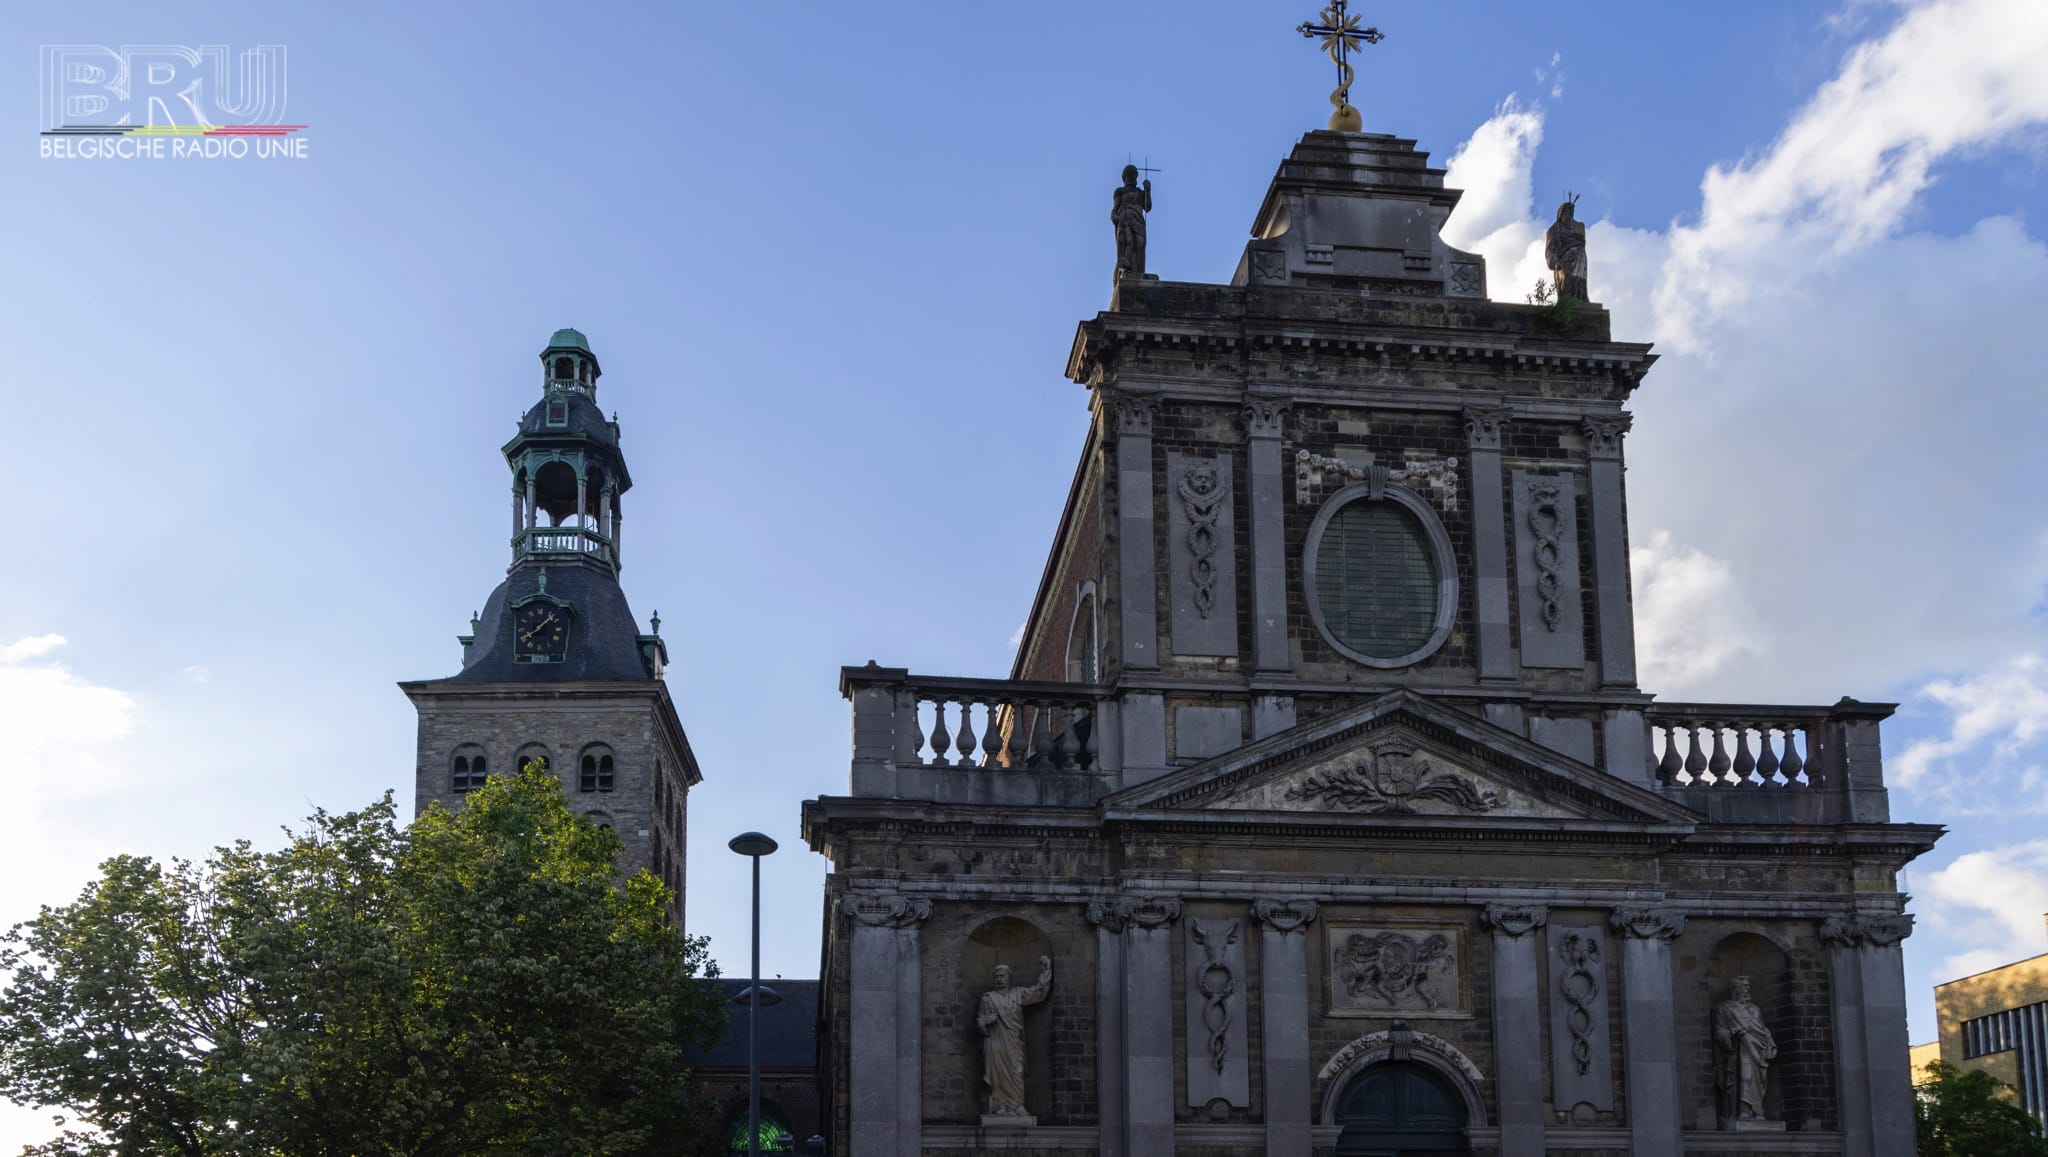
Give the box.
[401,328,700,925]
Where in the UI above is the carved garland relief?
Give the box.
[1284,744,1504,815]
[1328,924,1465,1016]
[1526,478,1567,632]
[1295,449,1461,510]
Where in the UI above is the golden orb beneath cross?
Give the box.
[1329,103,1363,132]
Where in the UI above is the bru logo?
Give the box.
[40,45,288,131]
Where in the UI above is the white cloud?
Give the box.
[1439,0,2048,709]
[1654,0,2048,351]
[178,664,210,684]
[0,635,136,783]
[1630,531,1764,695]
[1893,655,2048,799]
[1921,839,2048,972]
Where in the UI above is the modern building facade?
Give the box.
[1918,916,2048,1123]
[804,121,1940,1156]
[401,329,700,925]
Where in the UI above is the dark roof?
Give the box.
[546,327,591,353]
[689,979,820,1070]
[511,390,620,452]
[449,558,656,683]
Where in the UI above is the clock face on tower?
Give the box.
[513,602,570,663]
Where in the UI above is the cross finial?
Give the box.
[1298,1,1384,132]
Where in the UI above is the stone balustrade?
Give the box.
[1644,698,1896,823]
[840,664,1116,804]
[1645,706,1828,789]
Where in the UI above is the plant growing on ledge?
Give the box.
[1525,278,1581,333]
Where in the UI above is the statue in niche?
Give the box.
[1714,975,1779,1126]
[978,956,1053,1120]
[1545,194,1589,301]
[1111,165,1153,282]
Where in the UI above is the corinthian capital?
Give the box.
[1481,904,1548,938]
[1250,898,1320,935]
[1609,905,1685,940]
[839,892,932,929]
[1462,406,1507,451]
[1581,413,1633,459]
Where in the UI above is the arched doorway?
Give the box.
[1335,1061,1471,1155]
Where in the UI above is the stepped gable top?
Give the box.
[1233,129,1489,299]
[1105,688,1700,829]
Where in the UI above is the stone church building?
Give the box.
[802,124,1940,1156]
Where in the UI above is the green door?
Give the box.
[1334,1062,1471,1155]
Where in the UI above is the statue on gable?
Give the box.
[1112,165,1153,282]
[1714,975,1780,1127]
[1545,194,1589,302]
[978,956,1054,1123]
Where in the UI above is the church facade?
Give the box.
[803,127,1938,1157]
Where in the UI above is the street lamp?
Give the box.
[728,832,778,1157]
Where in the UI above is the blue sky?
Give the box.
[6,0,2048,1143]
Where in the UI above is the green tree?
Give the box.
[0,761,723,1156]
[1916,1060,2048,1157]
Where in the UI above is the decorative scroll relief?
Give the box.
[1329,925,1464,1016]
[1241,399,1289,439]
[1178,462,1229,619]
[1209,737,1575,819]
[1319,1024,1487,1087]
[1480,904,1548,939]
[1295,449,1460,510]
[1556,930,1601,1075]
[1546,922,1615,1112]
[1185,916,1251,1108]
[1526,478,1567,632]
[1609,906,1686,941]
[1461,406,1506,451]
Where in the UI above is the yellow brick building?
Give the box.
[1913,916,2048,1120]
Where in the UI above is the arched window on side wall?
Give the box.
[1066,583,1099,683]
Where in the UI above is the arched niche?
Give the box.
[1704,931,1793,1125]
[965,916,1055,1122]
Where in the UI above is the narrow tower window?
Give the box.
[452,747,488,793]
[580,746,616,793]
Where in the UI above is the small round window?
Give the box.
[1304,485,1456,668]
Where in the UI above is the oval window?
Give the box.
[1309,495,1446,664]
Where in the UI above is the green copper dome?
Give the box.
[544,327,591,352]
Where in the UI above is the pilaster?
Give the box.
[841,892,931,1157]
[1465,407,1514,681]
[1253,898,1319,1155]
[1112,395,1160,672]
[1583,415,1637,688]
[1611,905,1684,1157]
[1482,904,1548,1157]
[1119,895,1182,1157]
[1243,400,1293,674]
[1087,900,1130,1157]
[1824,914,1915,1157]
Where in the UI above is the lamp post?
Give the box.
[728,832,778,1157]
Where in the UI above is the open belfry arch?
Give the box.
[805,14,1938,1155]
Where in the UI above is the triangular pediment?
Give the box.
[1106,690,1698,828]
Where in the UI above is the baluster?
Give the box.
[1779,725,1805,786]
[1683,725,1710,785]
[1005,702,1029,769]
[1029,701,1055,768]
[928,699,952,767]
[1732,726,1757,786]
[981,702,1006,768]
[1757,725,1781,786]
[910,698,927,766]
[1708,727,1732,782]
[1656,725,1683,784]
[954,699,977,767]
[1080,706,1099,770]
[1054,706,1082,770]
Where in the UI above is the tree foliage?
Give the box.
[1916,1060,2048,1157]
[0,761,723,1156]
